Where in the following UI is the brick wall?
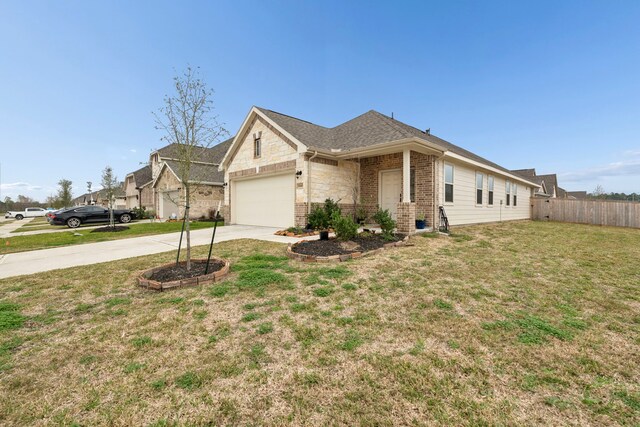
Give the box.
[396,202,416,234]
[360,152,436,227]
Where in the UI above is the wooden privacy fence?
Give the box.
[531,198,640,229]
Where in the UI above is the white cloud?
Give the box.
[130,149,137,153]
[0,182,43,191]
[560,156,640,183]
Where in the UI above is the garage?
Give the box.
[232,173,295,228]
[160,190,180,219]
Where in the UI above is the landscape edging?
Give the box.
[137,257,230,291]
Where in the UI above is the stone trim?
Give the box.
[229,159,296,180]
[286,235,410,263]
[137,258,230,291]
[260,159,296,174]
[309,157,338,167]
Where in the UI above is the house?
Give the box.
[72,185,127,209]
[567,191,587,199]
[511,169,575,199]
[149,139,233,219]
[219,106,540,232]
[124,165,153,210]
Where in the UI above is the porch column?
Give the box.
[402,148,411,202]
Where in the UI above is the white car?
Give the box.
[4,207,48,220]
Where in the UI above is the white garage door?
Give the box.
[160,191,180,219]
[232,173,295,228]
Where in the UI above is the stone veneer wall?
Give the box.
[153,166,224,219]
[360,152,436,227]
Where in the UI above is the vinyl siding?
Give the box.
[438,159,532,226]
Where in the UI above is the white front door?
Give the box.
[380,170,402,219]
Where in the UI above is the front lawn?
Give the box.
[0,221,638,425]
[0,221,222,254]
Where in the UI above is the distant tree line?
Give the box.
[588,185,639,201]
[1,179,73,212]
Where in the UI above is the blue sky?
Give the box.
[1,0,639,202]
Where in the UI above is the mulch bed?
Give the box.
[292,233,405,257]
[148,260,225,283]
[91,226,130,233]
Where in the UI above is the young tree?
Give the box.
[101,166,119,229]
[154,66,227,270]
[56,179,73,208]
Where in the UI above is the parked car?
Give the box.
[49,206,136,228]
[46,208,69,223]
[5,207,48,220]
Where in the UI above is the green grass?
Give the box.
[0,222,639,425]
[0,221,222,254]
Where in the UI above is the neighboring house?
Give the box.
[124,165,153,210]
[567,191,587,199]
[149,139,233,219]
[72,185,127,209]
[219,106,540,232]
[511,169,576,199]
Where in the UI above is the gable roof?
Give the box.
[567,191,587,199]
[155,137,234,165]
[128,165,153,188]
[157,160,224,186]
[255,107,535,181]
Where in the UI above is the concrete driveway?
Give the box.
[0,225,307,279]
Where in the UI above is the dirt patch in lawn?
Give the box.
[91,226,130,233]
[148,260,226,282]
[292,233,404,257]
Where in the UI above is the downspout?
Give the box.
[307,150,318,214]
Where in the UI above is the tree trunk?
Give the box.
[185,186,191,271]
[110,198,115,229]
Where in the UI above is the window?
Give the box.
[488,176,494,205]
[410,169,416,202]
[475,172,483,205]
[444,163,454,203]
[513,183,518,206]
[506,180,511,206]
[254,137,261,158]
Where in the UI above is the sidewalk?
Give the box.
[0,225,310,279]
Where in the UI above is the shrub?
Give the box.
[323,198,341,226]
[132,207,148,219]
[373,208,396,239]
[308,206,329,230]
[331,212,358,240]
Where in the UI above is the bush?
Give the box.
[332,212,359,240]
[373,208,396,239]
[324,198,341,226]
[308,206,329,230]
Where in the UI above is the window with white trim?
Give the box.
[444,163,454,203]
[475,172,483,205]
[488,176,494,205]
[506,180,511,206]
[513,183,518,206]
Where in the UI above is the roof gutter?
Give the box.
[443,152,541,188]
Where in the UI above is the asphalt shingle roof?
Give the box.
[131,165,153,188]
[256,107,529,179]
[164,160,224,184]
[156,137,234,164]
